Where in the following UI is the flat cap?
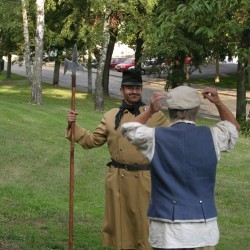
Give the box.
[166,86,201,109]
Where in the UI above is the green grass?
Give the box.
[0,71,27,81]
[191,74,238,89]
[0,78,249,249]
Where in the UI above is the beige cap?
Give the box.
[166,86,201,109]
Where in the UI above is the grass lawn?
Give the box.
[0,74,249,249]
[191,74,238,89]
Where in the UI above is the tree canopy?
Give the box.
[0,0,249,132]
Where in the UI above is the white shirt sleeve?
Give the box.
[121,122,155,161]
[121,120,238,162]
[210,120,239,160]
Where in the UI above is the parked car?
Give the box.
[162,57,192,66]
[91,60,99,68]
[115,58,135,72]
[128,60,161,75]
[110,58,126,69]
[186,57,192,64]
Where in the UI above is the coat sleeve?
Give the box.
[65,115,108,149]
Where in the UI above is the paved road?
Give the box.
[11,62,249,120]
[141,80,239,120]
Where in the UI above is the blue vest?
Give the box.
[149,122,217,222]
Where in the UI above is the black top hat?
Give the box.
[121,70,142,86]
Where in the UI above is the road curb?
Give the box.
[143,78,250,99]
[45,63,250,99]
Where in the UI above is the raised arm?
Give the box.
[133,92,166,124]
[201,87,240,131]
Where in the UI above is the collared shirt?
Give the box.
[121,120,238,248]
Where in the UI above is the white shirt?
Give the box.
[121,120,238,248]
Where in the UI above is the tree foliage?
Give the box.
[0,0,249,133]
[0,0,23,78]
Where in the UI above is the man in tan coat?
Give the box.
[66,70,168,250]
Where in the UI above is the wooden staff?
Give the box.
[64,44,84,250]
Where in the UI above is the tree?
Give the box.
[31,0,45,105]
[45,0,78,87]
[94,6,111,111]
[236,28,249,121]
[102,11,121,96]
[0,0,23,79]
[194,0,250,121]
[232,2,250,122]
[21,0,33,85]
[74,0,102,93]
[89,0,159,100]
[143,0,207,88]
[144,0,249,122]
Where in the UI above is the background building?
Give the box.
[112,42,135,58]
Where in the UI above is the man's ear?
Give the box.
[120,86,124,94]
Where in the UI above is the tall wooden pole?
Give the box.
[64,45,84,250]
[68,74,76,250]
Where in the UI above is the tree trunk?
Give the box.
[87,49,93,93]
[236,60,247,120]
[53,60,61,86]
[6,54,11,79]
[135,32,144,70]
[215,57,220,83]
[103,28,117,96]
[21,0,33,85]
[168,52,186,89]
[184,62,190,85]
[0,52,4,73]
[236,28,249,120]
[94,7,110,111]
[32,0,45,105]
[247,48,250,90]
[86,3,93,94]
[103,57,111,96]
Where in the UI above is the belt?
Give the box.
[107,160,150,171]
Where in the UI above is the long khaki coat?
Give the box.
[66,106,168,250]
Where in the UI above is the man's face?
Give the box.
[120,85,143,105]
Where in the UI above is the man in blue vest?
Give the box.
[121,86,240,250]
